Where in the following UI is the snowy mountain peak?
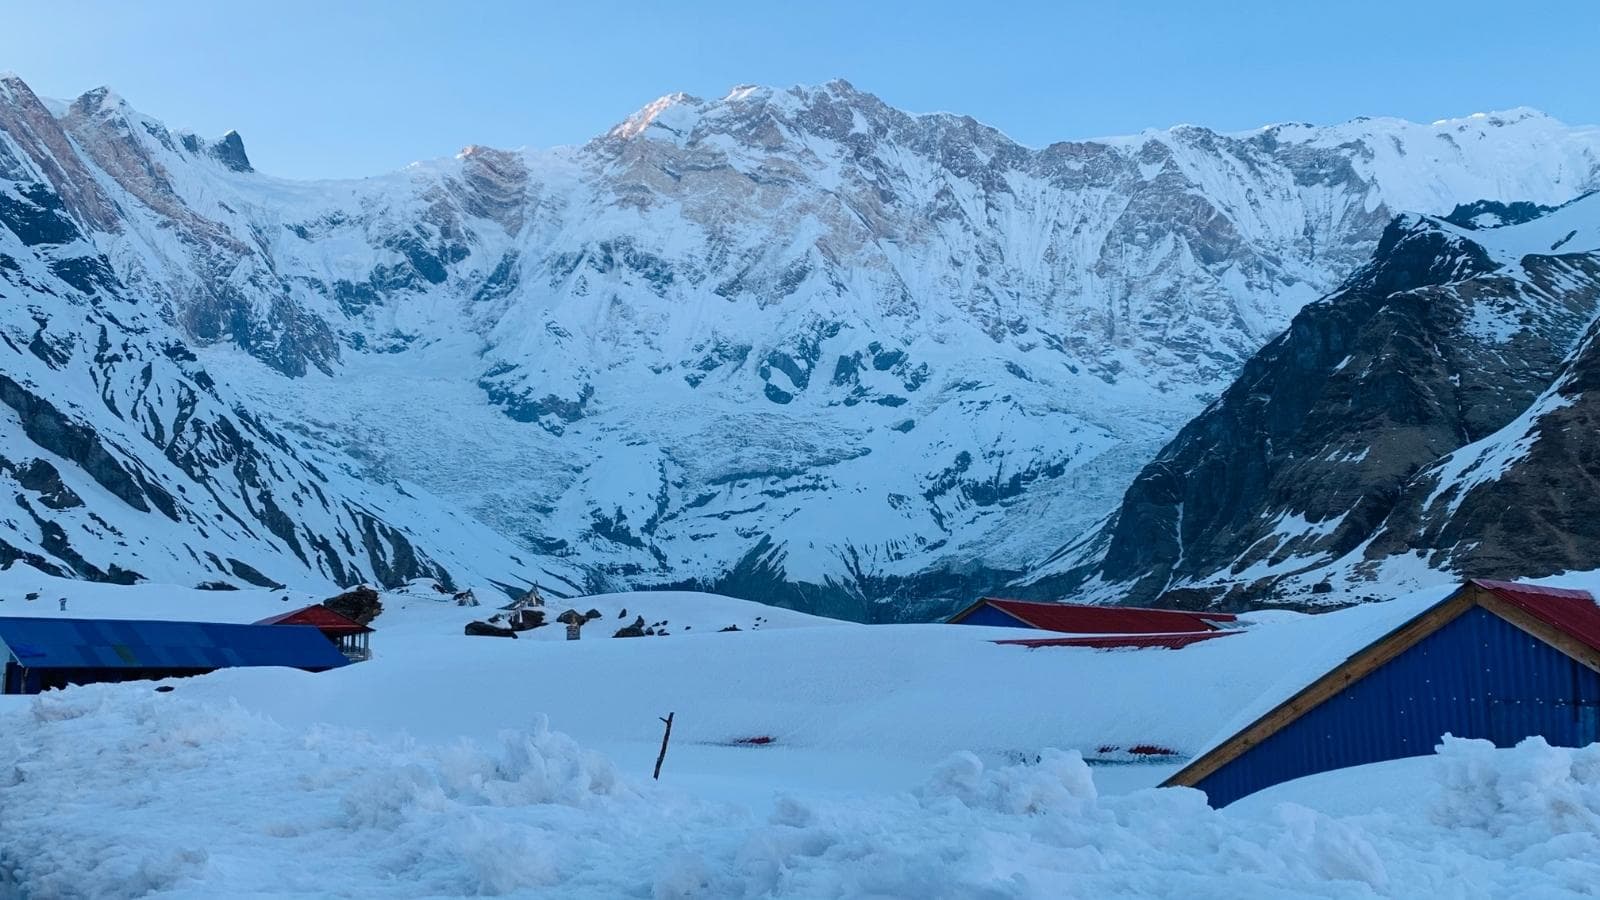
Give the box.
[1431,106,1553,127]
[2,70,1599,617]
[608,91,702,140]
[210,129,252,172]
[65,86,149,137]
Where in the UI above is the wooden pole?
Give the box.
[653,712,675,780]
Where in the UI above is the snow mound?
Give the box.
[0,688,630,897]
[919,748,1098,815]
[1432,734,1600,841]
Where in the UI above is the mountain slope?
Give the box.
[1032,193,1600,607]
[3,73,1600,615]
[0,75,583,596]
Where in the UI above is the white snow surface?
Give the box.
[4,574,1600,895]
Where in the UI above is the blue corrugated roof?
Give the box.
[0,617,349,671]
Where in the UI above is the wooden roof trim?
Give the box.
[1162,584,1481,789]
[1477,591,1600,674]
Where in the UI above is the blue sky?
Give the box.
[5,0,1595,179]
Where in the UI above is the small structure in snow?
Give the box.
[1166,579,1600,806]
[0,617,348,694]
[254,605,373,662]
[947,597,1237,634]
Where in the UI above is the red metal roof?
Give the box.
[967,598,1236,634]
[254,604,372,636]
[1472,579,1600,654]
[994,630,1241,650]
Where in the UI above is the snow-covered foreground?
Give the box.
[4,688,1599,897]
[2,575,1600,895]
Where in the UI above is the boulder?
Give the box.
[324,585,383,625]
[464,620,519,638]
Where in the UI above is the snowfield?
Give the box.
[4,690,1600,897]
[2,574,1600,895]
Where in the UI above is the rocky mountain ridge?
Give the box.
[0,75,584,596]
[1033,192,1600,609]
[3,72,1599,616]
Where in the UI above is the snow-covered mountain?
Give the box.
[1034,192,1600,608]
[0,76,585,596]
[3,71,1599,616]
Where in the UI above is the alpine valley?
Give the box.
[3,72,1599,618]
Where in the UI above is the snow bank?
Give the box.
[0,687,631,897]
[1432,736,1600,843]
[5,688,1599,897]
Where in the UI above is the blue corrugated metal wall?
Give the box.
[954,605,1033,628]
[1195,607,1600,806]
[0,618,349,694]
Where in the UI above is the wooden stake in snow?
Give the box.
[653,712,675,780]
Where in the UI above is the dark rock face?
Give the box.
[209,131,252,173]
[12,459,84,510]
[1041,200,1600,608]
[1370,275,1600,577]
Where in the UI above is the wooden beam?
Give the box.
[1163,584,1479,789]
[1477,592,1600,674]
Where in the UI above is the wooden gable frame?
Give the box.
[1163,581,1600,790]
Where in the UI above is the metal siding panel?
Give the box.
[1195,608,1600,806]
[0,618,349,673]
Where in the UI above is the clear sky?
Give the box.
[4,0,1596,180]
